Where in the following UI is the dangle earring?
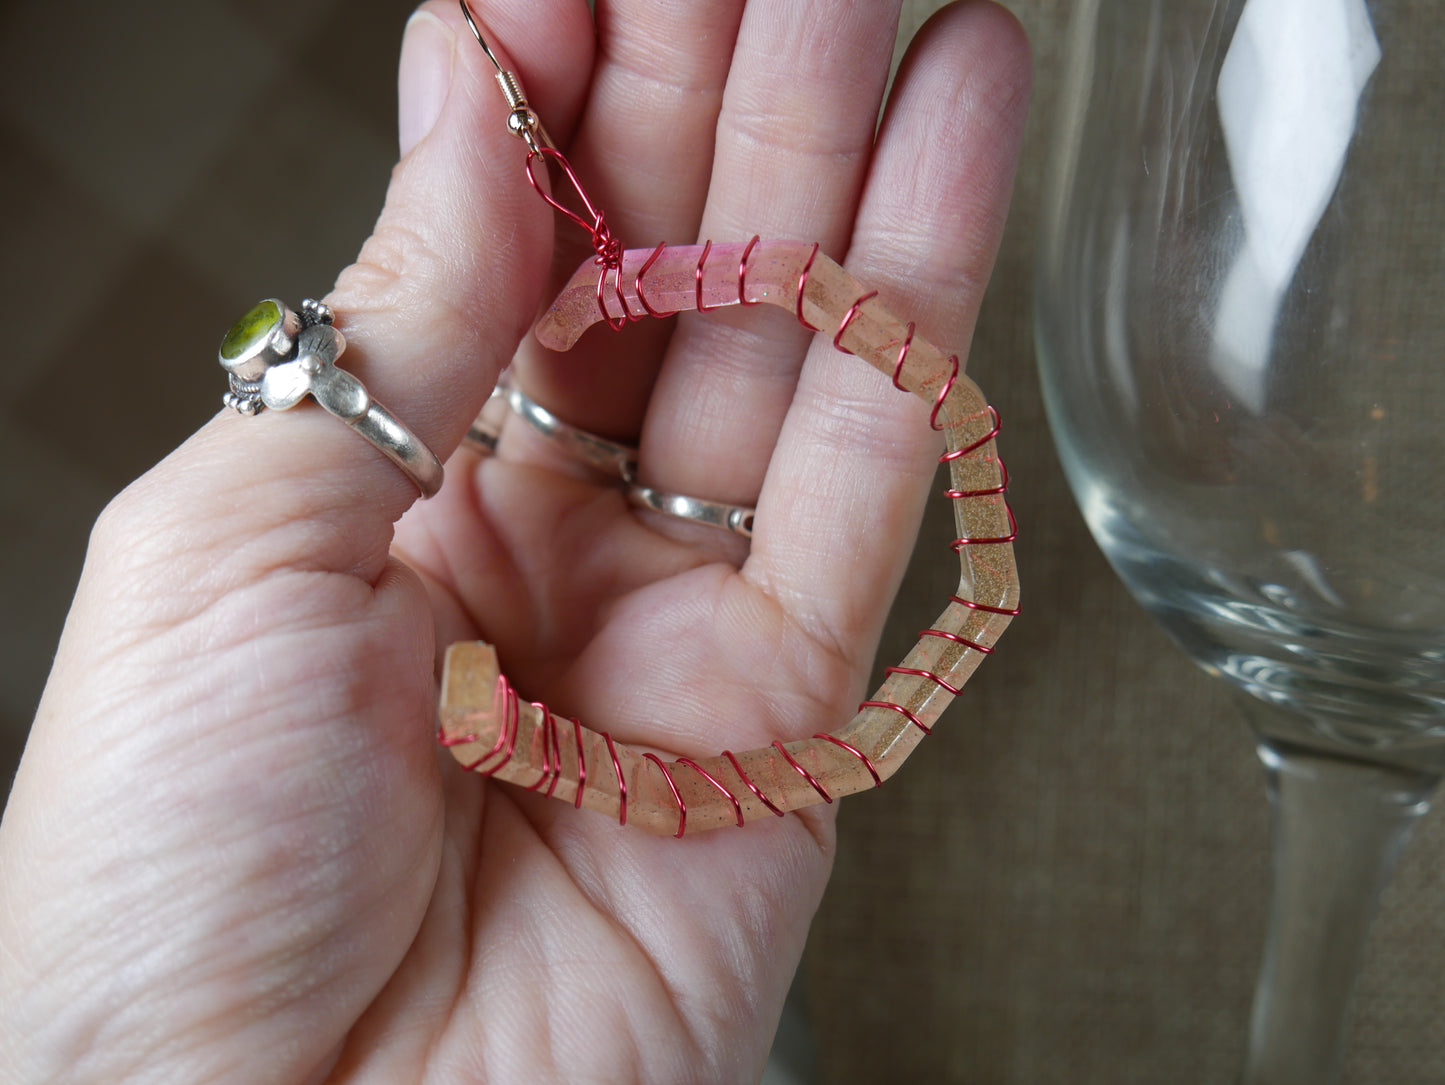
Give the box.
[441,1,1020,837]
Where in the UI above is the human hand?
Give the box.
[0,1,1029,1081]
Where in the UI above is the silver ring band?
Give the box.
[219,299,444,498]
[463,382,756,537]
[503,384,637,478]
[346,399,445,498]
[465,385,509,456]
[627,483,755,538]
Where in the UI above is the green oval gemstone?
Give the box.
[221,299,282,361]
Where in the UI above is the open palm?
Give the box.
[0,1,1029,1082]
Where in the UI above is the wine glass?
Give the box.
[1034,0,1445,1080]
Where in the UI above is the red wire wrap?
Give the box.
[643,753,687,837]
[812,732,882,787]
[676,756,744,828]
[695,240,722,313]
[523,699,554,791]
[523,146,627,330]
[950,594,1022,617]
[599,265,631,329]
[738,235,761,306]
[635,241,678,319]
[522,701,550,790]
[572,718,587,809]
[950,503,1018,550]
[795,242,822,331]
[834,290,879,352]
[934,405,1017,551]
[928,355,960,431]
[545,719,563,797]
[522,700,558,792]
[723,749,786,817]
[890,323,916,391]
[460,679,520,772]
[604,730,628,826]
[859,699,931,735]
[940,405,1002,461]
[772,740,833,803]
[944,458,1010,499]
[886,665,963,696]
[919,627,994,654]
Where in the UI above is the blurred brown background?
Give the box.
[2,1,1441,1082]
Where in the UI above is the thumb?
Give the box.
[324,1,556,476]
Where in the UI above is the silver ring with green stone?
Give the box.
[219,299,444,498]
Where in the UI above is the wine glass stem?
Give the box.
[1242,740,1439,1085]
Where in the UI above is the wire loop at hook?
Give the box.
[461,0,627,326]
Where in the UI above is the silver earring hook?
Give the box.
[458,0,556,154]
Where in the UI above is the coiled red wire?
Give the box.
[795,242,822,331]
[522,701,561,796]
[738,236,761,306]
[920,626,994,655]
[677,756,745,828]
[604,730,628,826]
[813,732,882,787]
[635,242,677,319]
[571,718,587,809]
[524,146,628,330]
[643,752,687,837]
[833,290,879,352]
[438,676,521,773]
[824,277,1017,744]
[724,749,787,817]
[886,666,963,696]
[773,740,833,803]
[858,699,931,735]
[695,240,721,313]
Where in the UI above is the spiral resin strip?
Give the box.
[441,239,1018,835]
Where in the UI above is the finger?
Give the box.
[636,0,906,510]
[324,0,595,490]
[746,2,1031,659]
[125,0,594,588]
[508,0,748,444]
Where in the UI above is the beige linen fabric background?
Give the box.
[0,1,1440,1082]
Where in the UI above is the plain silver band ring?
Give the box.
[503,384,637,478]
[463,383,756,538]
[627,483,755,538]
[347,401,445,498]
[464,385,509,455]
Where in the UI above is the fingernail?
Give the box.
[398,11,455,157]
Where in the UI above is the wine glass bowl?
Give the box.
[1035,0,1445,1079]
